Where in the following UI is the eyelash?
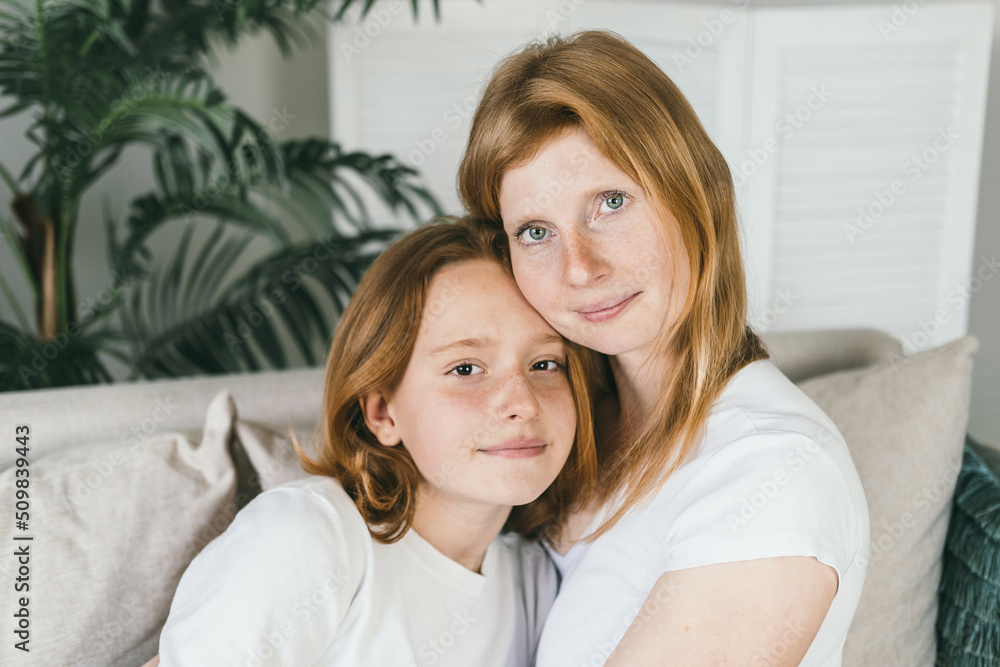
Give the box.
[512,190,629,244]
[447,362,481,377]
[599,190,629,217]
[446,359,565,377]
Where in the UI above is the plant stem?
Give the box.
[35,0,66,334]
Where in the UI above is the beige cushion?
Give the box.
[0,365,325,469]
[231,404,316,492]
[0,390,241,667]
[797,336,979,667]
[763,328,904,383]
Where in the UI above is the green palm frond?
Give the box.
[256,138,443,233]
[108,191,292,283]
[121,222,400,377]
[0,319,131,391]
[110,135,438,281]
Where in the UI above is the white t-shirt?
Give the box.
[536,359,870,667]
[159,476,557,667]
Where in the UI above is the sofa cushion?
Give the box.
[0,390,241,666]
[231,402,315,494]
[797,336,978,667]
[936,438,1000,666]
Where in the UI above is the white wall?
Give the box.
[0,2,996,448]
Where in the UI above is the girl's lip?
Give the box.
[480,446,547,459]
[577,292,640,323]
[479,438,547,458]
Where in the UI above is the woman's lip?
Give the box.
[479,438,547,458]
[577,292,640,323]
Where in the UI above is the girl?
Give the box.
[153,216,598,666]
[459,30,870,666]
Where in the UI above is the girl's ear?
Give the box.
[360,393,402,447]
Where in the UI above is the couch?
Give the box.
[0,328,993,666]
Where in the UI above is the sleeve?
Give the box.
[661,431,861,586]
[158,481,366,667]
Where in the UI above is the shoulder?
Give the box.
[159,476,369,664]
[234,476,371,549]
[653,360,869,574]
[693,360,862,501]
[650,360,869,572]
[704,359,842,449]
[186,475,372,589]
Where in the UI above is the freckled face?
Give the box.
[498,127,690,363]
[384,260,577,509]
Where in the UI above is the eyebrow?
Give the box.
[429,333,565,357]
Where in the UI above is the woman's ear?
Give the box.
[360,393,402,447]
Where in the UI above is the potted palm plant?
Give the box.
[0,0,443,391]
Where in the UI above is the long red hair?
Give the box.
[458,31,768,538]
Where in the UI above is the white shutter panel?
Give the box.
[742,2,992,349]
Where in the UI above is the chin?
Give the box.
[482,483,550,509]
[571,332,641,357]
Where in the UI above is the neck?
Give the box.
[609,345,677,427]
[410,485,511,573]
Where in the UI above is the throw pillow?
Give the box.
[797,336,978,667]
[0,390,241,666]
[935,438,1000,666]
[232,413,316,494]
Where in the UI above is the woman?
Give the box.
[459,31,870,666]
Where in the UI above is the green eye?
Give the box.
[605,194,624,210]
[527,226,547,241]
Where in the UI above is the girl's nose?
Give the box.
[495,371,542,422]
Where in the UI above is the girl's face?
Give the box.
[369,259,577,510]
[497,127,691,361]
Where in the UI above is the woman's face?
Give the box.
[498,127,690,362]
[372,259,577,509]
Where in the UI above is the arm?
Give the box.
[605,556,838,666]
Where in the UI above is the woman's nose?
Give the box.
[495,371,542,422]
[562,232,608,287]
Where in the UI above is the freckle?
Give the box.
[684,626,690,632]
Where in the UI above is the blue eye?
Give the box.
[600,192,626,213]
[515,224,549,244]
[449,363,483,377]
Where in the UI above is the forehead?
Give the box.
[499,128,638,218]
[415,260,559,343]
